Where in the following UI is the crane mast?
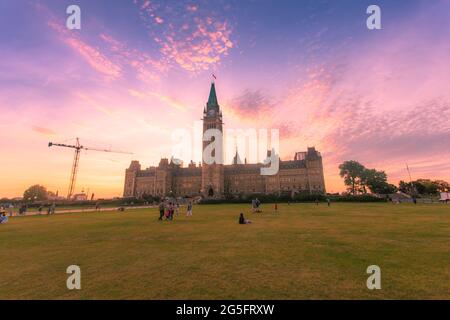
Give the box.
[48,137,132,200]
[68,139,81,199]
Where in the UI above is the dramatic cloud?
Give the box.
[99,33,168,83]
[223,2,450,187]
[135,0,234,72]
[1,1,449,197]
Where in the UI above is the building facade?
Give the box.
[123,83,326,198]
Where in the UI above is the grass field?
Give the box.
[0,203,449,299]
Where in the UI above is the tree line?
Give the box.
[339,160,449,196]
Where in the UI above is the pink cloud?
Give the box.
[32,125,57,136]
[128,89,188,111]
[99,32,168,83]
[47,21,122,80]
[224,6,450,191]
[186,5,198,12]
[135,0,234,72]
[65,38,122,79]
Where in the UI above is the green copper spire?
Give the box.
[206,82,219,110]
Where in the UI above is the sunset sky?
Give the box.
[1,0,449,198]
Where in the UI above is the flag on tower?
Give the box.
[212,73,217,80]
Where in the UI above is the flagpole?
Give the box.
[406,163,413,185]
[406,163,415,194]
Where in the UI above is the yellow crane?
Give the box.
[48,138,132,199]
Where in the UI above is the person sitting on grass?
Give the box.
[239,213,252,225]
[0,212,9,224]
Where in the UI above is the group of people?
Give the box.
[1,197,335,227]
[241,198,265,224]
[0,204,14,217]
[0,204,22,217]
[158,200,193,221]
[314,198,331,206]
[18,204,28,215]
[36,203,56,215]
[0,203,57,217]
[241,197,332,225]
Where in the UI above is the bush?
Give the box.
[198,193,385,204]
[327,195,385,202]
[199,193,325,204]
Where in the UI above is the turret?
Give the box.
[123,161,141,197]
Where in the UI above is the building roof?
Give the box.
[232,149,243,165]
[206,82,219,111]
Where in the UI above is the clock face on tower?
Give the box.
[208,109,215,116]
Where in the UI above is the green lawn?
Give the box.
[0,203,449,299]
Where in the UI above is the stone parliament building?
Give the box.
[123,83,326,199]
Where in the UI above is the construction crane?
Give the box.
[48,138,132,199]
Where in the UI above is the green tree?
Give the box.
[363,168,392,194]
[399,179,446,195]
[23,185,48,202]
[379,183,398,194]
[339,160,366,195]
[413,179,439,195]
[398,180,411,193]
[434,180,450,192]
[340,161,396,195]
